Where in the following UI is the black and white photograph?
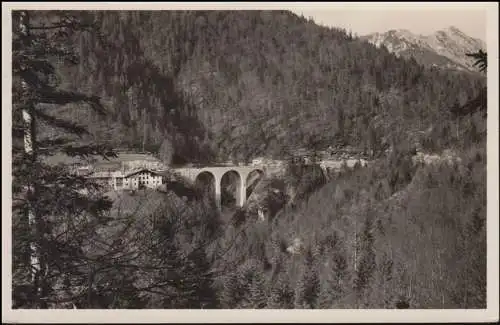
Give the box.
[2,1,499,323]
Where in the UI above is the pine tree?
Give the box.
[220,272,243,308]
[354,213,376,303]
[181,245,219,308]
[466,49,487,73]
[317,249,348,308]
[248,272,268,308]
[12,10,116,308]
[452,51,487,118]
[294,249,320,308]
[267,272,294,309]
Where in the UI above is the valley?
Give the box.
[10,9,488,311]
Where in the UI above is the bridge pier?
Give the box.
[215,175,222,210]
[238,178,246,208]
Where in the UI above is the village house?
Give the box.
[87,168,167,191]
[77,152,170,191]
[120,168,166,190]
[87,170,124,190]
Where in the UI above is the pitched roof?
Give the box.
[88,170,124,178]
[123,168,166,178]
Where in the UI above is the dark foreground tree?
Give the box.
[451,50,487,118]
[466,49,487,73]
[12,10,116,308]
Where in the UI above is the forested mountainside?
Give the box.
[45,10,485,164]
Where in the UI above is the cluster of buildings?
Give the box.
[74,153,170,191]
[251,157,285,168]
[73,147,370,193]
[79,168,167,191]
[251,145,368,168]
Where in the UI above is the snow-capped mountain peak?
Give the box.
[360,27,486,72]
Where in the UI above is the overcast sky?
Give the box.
[288,3,487,41]
[2,2,490,41]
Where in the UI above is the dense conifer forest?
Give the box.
[44,10,485,162]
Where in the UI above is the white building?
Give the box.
[120,168,165,190]
[87,168,166,191]
[76,152,172,191]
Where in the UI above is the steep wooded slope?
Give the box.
[46,11,485,163]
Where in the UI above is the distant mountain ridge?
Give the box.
[360,26,486,72]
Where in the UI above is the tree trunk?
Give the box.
[19,10,46,308]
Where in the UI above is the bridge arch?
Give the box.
[220,170,243,209]
[194,171,217,205]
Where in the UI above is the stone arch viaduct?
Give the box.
[173,166,267,209]
[171,158,368,210]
